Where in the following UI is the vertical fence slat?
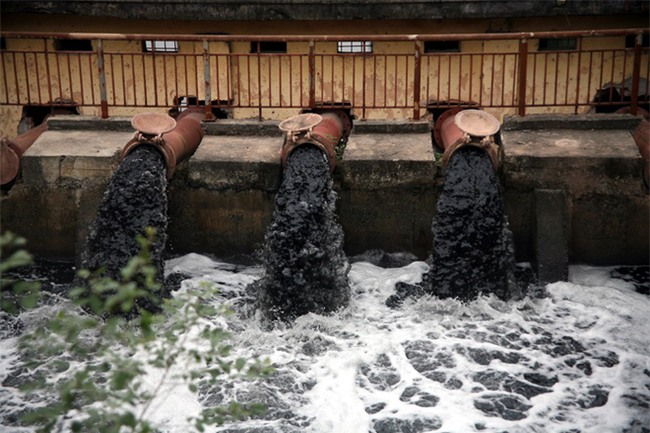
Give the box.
[203,40,211,118]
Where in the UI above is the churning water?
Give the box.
[1,141,649,432]
[1,257,649,433]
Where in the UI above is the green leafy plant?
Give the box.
[1,231,41,314]
[3,229,272,433]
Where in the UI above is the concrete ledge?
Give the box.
[503,113,642,131]
[351,120,430,134]
[22,129,125,186]
[502,124,648,265]
[47,116,135,132]
[502,128,642,195]
[48,116,431,137]
[203,119,283,137]
[2,115,648,268]
[339,133,436,189]
[188,135,282,190]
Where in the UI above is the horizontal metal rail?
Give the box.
[1,29,648,120]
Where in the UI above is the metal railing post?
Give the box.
[96,38,109,118]
[203,39,212,119]
[630,32,643,116]
[308,40,315,108]
[413,40,422,120]
[517,38,528,117]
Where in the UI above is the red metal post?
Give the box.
[308,41,316,108]
[517,39,528,116]
[203,39,212,120]
[413,40,422,120]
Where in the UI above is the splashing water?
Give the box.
[3,257,648,433]
[251,145,350,323]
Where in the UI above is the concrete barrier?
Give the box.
[1,114,647,273]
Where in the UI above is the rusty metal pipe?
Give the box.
[1,121,48,186]
[122,109,205,179]
[279,111,351,172]
[434,108,502,171]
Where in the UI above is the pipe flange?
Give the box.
[131,112,177,142]
[453,109,500,137]
[279,113,323,144]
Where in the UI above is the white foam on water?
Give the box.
[1,257,649,433]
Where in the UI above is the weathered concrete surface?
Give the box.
[502,115,649,266]
[186,135,282,190]
[21,130,125,187]
[1,114,648,271]
[166,134,282,257]
[502,113,642,132]
[337,132,437,258]
[1,128,124,259]
[170,131,438,258]
[338,133,436,189]
[534,189,568,284]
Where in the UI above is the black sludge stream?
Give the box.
[79,145,169,312]
[388,146,520,306]
[252,145,350,323]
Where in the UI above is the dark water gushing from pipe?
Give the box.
[252,145,350,323]
[79,145,169,310]
[428,147,519,300]
[388,147,519,306]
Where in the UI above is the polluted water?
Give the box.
[78,144,170,311]
[252,144,350,323]
[1,256,649,433]
[1,139,649,432]
[388,146,519,307]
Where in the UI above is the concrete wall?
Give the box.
[502,114,648,269]
[3,1,647,21]
[1,114,647,273]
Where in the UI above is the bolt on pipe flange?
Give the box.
[436,109,502,171]
[279,112,343,172]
